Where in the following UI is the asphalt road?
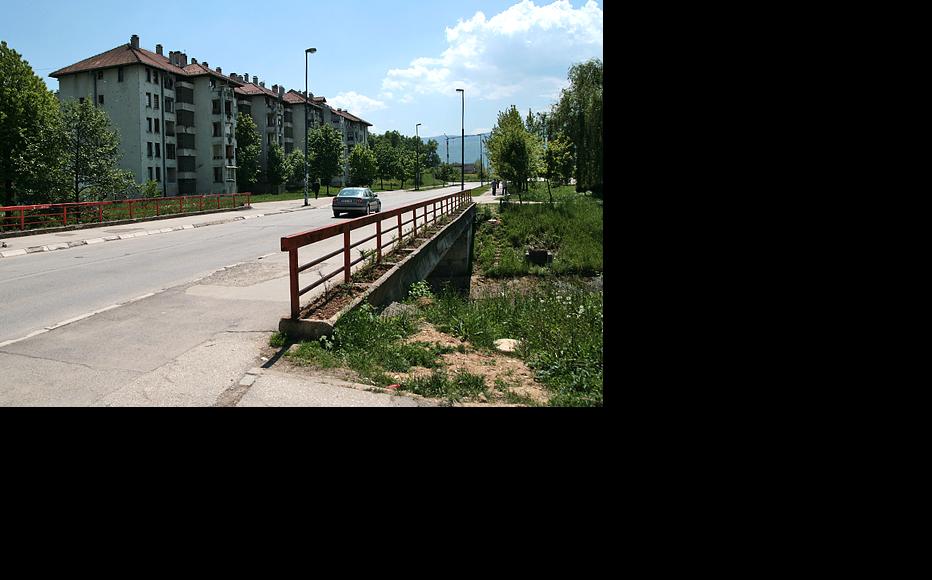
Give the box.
[0,184,478,344]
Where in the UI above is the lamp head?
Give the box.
[306,48,317,54]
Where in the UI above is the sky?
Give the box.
[1,0,603,143]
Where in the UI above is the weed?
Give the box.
[269,332,287,348]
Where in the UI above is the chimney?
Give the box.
[272,84,278,93]
[180,53,188,66]
[259,82,265,88]
[279,86,285,97]
[253,76,258,85]
[216,67,222,74]
[203,62,208,68]
[130,35,140,49]
[156,44,163,56]
[191,58,198,64]
[244,72,249,83]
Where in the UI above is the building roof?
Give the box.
[283,90,323,108]
[181,63,244,86]
[51,43,189,78]
[234,82,280,98]
[331,108,372,127]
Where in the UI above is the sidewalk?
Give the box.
[0,196,331,259]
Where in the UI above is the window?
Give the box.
[213,144,222,160]
[165,98,174,113]
[148,167,153,180]
[156,167,161,182]
[165,121,175,136]
[213,122,221,137]
[167,168,177,183]
[154,119,160,134]
[147,142,153,157]
[147,68,151,83]
[226,145,234,159]
[118,67,124,82]
[97,70,103,79]
[212,99,221,114]
[167,144,176,159]
[226,167,236,182]
[155,143,161,158]
[154,95,159,109]
[147,118,152,133]
[154,71,159,84]
[164,76,173,90]
[98,95,104,105]
[225,100,232,115]
[146,93,152,107]
[213,167,223,183]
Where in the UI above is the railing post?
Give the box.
[63,206,68,226]
[344,229,352,284]
[232,193,236,208]
[397,214,402,247]
[180,196,184,214]
[289,249,300,319]
[156,199,160,216]
[200,196,204,212]
[217,195,221,209]
[20,209,25,230]
[98,204,103,223]
[130,200,135,220]
[376,219,382,263]
[412,208,417,237]
[424,204,428,227]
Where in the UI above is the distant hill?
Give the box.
[426,134,490,168]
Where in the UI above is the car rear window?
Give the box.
[338,189,365,197]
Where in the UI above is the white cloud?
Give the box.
[327,91,387,117]
[382,0,602,102]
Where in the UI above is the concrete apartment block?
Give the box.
[51,34,371,196]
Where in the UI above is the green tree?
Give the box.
[543,133,575,204]
[235,112,261,190]
[308,124,344,195]
[57,99,134,203]
[283,149,306,190]
[395,149,415,189]
[487,105,542,198]
[0,41,63,205]
[550,58,602,194]
[348,144,377,187]
[266,143,285,193]
[374,142,397,190]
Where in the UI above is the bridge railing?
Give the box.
[280,189,473,319]
[0,193,251,233]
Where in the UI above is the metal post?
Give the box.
[415,123,421,191]
[457,89,465,191]
[397,214,402,247]
[289,249,300,319]
[343,230,351,283]
[376,219,382,263]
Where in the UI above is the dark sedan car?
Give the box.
[332,188,382,217]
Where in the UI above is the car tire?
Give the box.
[333,211,340,218]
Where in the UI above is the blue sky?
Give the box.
[2,0,603,140]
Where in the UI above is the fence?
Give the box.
[280,189,473,319]
[0,193,252,234]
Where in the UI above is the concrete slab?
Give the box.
[237,369,428,407]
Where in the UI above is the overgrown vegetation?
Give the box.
[475,196,602,277]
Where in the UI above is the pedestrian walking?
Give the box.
[492,180,497,196]
[312,180,321,199]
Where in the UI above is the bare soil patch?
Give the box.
[301,284,368,320]
[387,322,549,406]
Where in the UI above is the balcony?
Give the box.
[176,102,196,112]
[176,80,194,90]
[178,148,197,157]
[178,171,197,180]
[266,125,277,132]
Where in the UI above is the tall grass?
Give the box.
[475,196,603,277]
[425,282,603,407]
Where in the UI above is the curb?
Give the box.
[0,204,320,260]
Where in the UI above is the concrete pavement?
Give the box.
[0,183,480,406]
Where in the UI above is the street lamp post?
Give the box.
[415,123,421,191]
[304,47,316,205]
[479,135,484,186]
[456,88,464,191]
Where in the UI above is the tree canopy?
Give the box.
[308,124,344,188]
[551,58,602,193]
[235,112,261,190]
[348,144,377,187]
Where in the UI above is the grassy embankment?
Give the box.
[276,192,602,406]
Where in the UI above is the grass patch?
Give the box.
[475,196,602,277]
[424,282,603,407]
[269,332,287,348]
[402,369,490,403]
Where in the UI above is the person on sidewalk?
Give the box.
[312,180,321,200]
[492,180,497,196]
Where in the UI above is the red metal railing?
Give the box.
[281,189,473,319]
[0,193,251,233]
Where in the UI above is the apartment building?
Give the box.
[282,90,324,156]
[51,34,371,195]
[51,35,242,197]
